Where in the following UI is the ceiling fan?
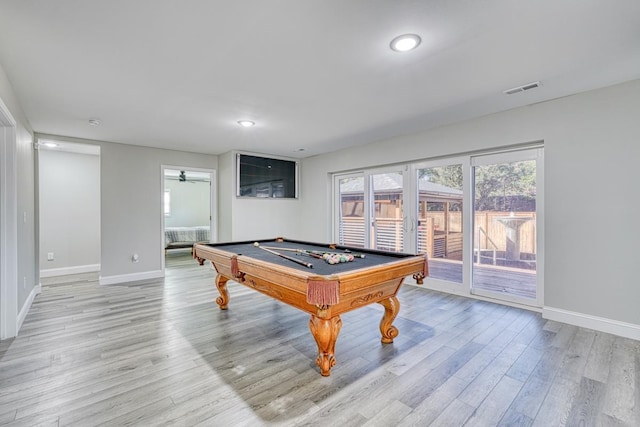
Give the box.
[165,169,208,183]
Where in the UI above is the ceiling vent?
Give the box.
[503,81,541,95]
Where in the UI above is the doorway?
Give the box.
[38,140,101,278]
[161,166,216,272]
[0,100,18,339]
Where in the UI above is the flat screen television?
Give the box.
[236,153,298,198]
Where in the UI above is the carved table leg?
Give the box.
[378,296,400,343]
[215,274,230,309]
[309,315,342,376]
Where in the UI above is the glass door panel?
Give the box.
[415,164,464,284]
[371,171,404,252]
[471,150,539,304]
[336,175,366,247]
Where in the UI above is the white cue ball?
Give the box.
[254,242,260,247]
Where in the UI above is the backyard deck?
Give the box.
[428,258,537,300]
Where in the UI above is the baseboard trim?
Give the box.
[99,270,164,286]
[40,264,100,278]
[543,306,640,341]
[17,283,42,335]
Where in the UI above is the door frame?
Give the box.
[367,165,410,251]
[160,165,217,273]
[333,166,411,250]
[332,171,367,246]
[469,147,544,308]
[0,96,18,339]
[409,156,470,293]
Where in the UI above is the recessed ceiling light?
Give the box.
[43,142,59,148]
[237,120,255,127]
[88,118,101,126]
[390,34,421,52]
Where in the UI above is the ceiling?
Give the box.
[1,1,639,158]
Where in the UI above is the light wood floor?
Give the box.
[1,252,638,426]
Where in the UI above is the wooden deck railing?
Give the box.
[340,211,536,259]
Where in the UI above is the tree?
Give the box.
[474,161,536,211]
[419,165,463,190]
[421,161,536,212]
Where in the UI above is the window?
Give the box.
[164,189,171,216]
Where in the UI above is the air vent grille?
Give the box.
[504,81,541,95]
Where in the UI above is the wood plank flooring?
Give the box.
[0,252,638,426]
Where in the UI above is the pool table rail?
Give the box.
[195,243,424,314]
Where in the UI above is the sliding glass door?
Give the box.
[471,148,542,305]
[333,146,543,308]
[412,161,465,284]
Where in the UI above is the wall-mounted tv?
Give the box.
[236,153,298,198]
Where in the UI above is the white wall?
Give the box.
[164,179,210,227]
[36,133,218,285]
[39,149,100,275]
[298,79,640,334]
[231,198,299,241]
[217,152,233,242]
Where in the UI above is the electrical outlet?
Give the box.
[47,252,54,261]
[131,254,139,263]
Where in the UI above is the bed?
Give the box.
[165,226,210,251]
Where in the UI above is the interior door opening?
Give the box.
[162,167,216,269]
[38,140,101,280]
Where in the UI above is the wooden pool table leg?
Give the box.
[309,315,342,376]
[378,296,400,343]
[215,274,230,309]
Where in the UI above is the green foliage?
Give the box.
[474,161,536,211]
[419,164,463,190]
[420,161,536,212]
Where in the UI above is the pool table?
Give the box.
[194,237,428,376]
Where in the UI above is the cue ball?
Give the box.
[254,242,259,247]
